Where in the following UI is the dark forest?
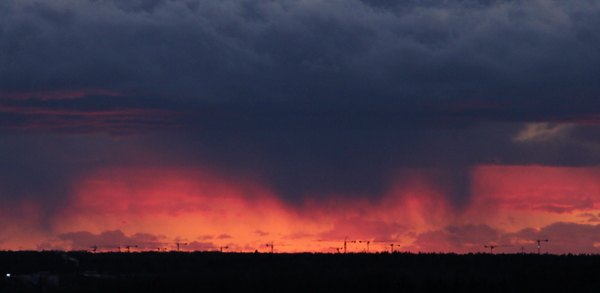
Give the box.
[2,251,600,292]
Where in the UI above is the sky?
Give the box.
[1,0,600,254]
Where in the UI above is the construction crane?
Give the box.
[315,237,357,254]
[146,242,171,252]
[124,245,138,253]
[357,240,371,253]
[175,242,188,251]
[371,242,401,253]
[329,247,343,253]
[266,242,274,253]
[90,245,121,253]
[265,242,288,253]
[219,246,228,252]
[484,245,513,254]
[341,237,357,254]
[389,243,400,253]
[536,239,549,254]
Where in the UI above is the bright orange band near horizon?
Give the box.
[2,165,600,254]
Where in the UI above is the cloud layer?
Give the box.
[1,0,600,112]
[2,0,600,253]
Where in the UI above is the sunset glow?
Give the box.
[1,164,599,254]
[2,0,600,255]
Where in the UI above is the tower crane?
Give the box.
[358,240,371,253]
[147,242,170,252]
[175,242,188,251]
[219,246,228,252]
[371,242,401,253]
[536,239,549,254]
[484,244,513,254]
[342,237,357,254]
[90,245,121,252]
[315,237,357,254]
[329,247,343,253]
[124,245,138,253]
[266,242,274,253]
[265,242,288,253]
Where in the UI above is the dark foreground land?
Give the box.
[2,251,600,292]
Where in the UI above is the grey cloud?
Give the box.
[58,230,169,251]
[0,134,109,217]
[108,0,168,13]
[0,0,599,114]
[186,241,215,251]
[500,222,600,254]
[410,224,500,253]
[2,0,600,218]
[124,119,600,206]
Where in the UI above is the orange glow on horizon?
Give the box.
[47,167,456,253]
[468,165,600,232]
[2,165,600,254]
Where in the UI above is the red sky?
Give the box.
[3,0,600,255]
[3,164,600,254]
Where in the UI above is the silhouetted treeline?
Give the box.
[2,251,600,292]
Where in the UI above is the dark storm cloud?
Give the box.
[0,129,180,227]
[0,95,180,135]
[2,0,600,210]
[1,0,600,110]
[0,134,97,219]
[138,121,522,204]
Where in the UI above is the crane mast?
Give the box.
[175,242,188,251]
[537,239,549,254]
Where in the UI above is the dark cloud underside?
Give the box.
[1,0,600,211]
[1,0,599,106]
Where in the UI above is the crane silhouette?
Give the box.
[147,242,170,251]
[484,244,513,254]
[315,237,357,254]
[175,242,188,251]
[357,240,371,253]
[90,244,122,252]
[265,242,288,253]
[536,239,549,254]
[343,237,357,254]
[371,242,401,253]
[329,247,343,253]
[266,241,274,253]
[124,245,138,253]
